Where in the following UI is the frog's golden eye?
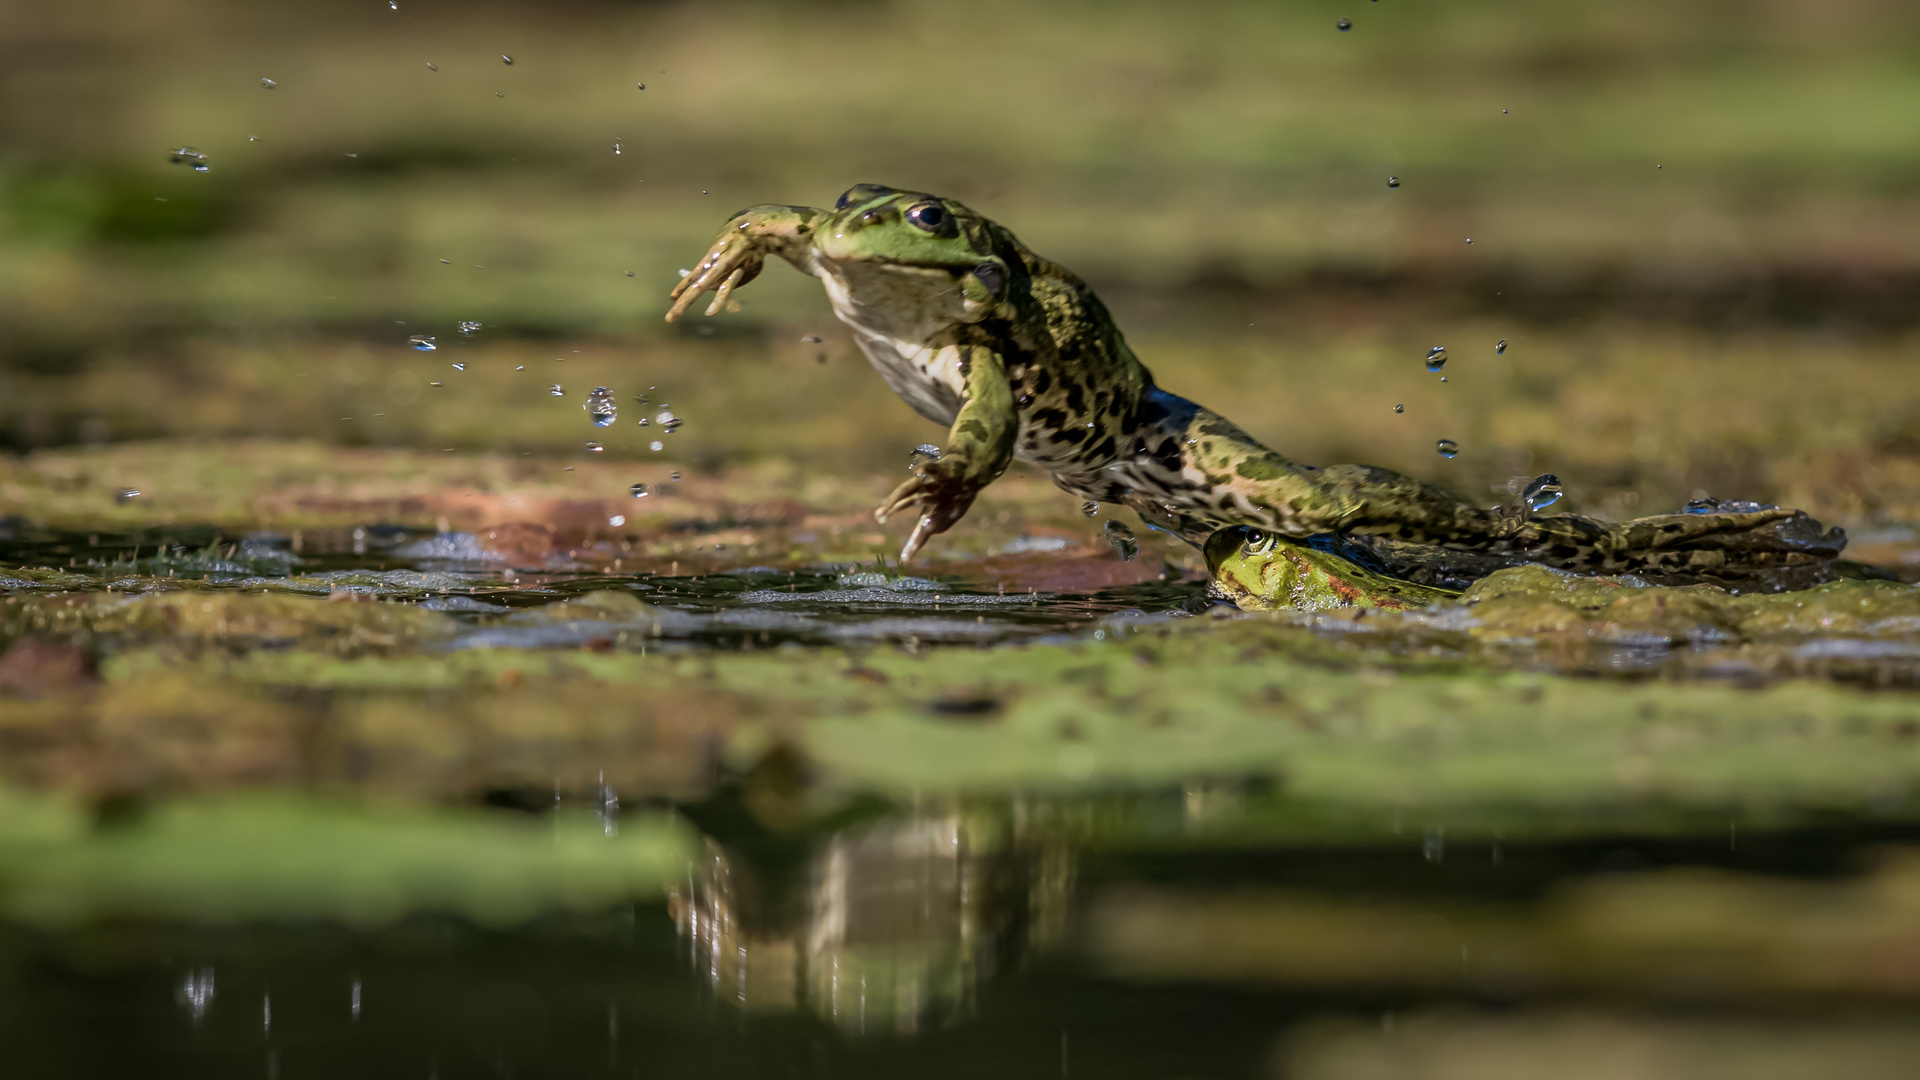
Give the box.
[1241,528,1271,554]
[906,201,957,237]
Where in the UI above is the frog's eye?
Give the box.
[1240,528,1270,553]
[836,184,893,209]
[906,201,957,236]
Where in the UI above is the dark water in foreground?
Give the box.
[9,800,1920,1080]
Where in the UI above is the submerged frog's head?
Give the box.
[814,184,1010,322]
[1204,526,1455,612]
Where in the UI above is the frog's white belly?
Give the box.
[814,258,968,427]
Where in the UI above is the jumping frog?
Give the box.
[666,185,1846,580]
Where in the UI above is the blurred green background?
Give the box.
[2,0,1919,521]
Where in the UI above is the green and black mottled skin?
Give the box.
[667,185,1846,580]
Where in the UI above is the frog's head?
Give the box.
[815,184,1010,322]
[1204,525,1284,610]
[1204,526,1455,612]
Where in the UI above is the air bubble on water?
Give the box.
[502,55,513,65]
[649,441,664,452]
[1103,520,1138,562]
[1082,501,1100,517]
[1495,339,1508,355]
[1521,473,1563,512]
[586,386,618,426]
[609,515,626,527]
[630,483,651,498]
[458,320,482,335]
[116,488,141,503]
[1386,176,1400,188]
[1393,404,1404,414]
[260,77,277,89]
[168,147,209,171]
[587,442,603,452]
[549,383,565,397]
[1436,439,1460,459]
[1337,17,1353,30]
[408,335,436,351]
[655,408,682,434]
[1424,345,1447,372]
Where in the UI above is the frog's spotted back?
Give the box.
[667,190,1846,587]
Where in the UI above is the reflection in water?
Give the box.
[669,811,1074,1034]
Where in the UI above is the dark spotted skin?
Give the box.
[667,186,1846,576]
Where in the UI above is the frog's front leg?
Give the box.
[665,204,830,322]
[873,346,1017,561]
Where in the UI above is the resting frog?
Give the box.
[667,185,1845,584]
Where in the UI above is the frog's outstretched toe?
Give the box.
[875,471,976,560]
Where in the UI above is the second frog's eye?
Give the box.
[906,201,956,236]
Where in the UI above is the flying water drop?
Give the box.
[1082,501,1100,517]
[587,442,604,452]
[408,335,436,351]
[450,362,464,372]
[1521,473,1563,511]
[586,386,618,426]
[654,407,682,434]
[1386,176,1400,188]
[1393,404,1404,414]
[649,441,664,452]
[1495,339,1508,355]
[908,443,942,471]
[426,62,438,71]
[168,147,210,172]
[630,483,651,498]
[1103,520,1138,562]
[116,488,141,503]
[1425,346,1447,372]
[609,515,626,527]
[1337,17,1353,30]
[502,55,513,65]
[549,383,565,397]
[669,471,681,481]
[260,77,277,89]
[1436,439,1460,459]
[457,320,482,335]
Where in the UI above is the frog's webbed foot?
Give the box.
[874,464,981,562]
[665,205,822,322]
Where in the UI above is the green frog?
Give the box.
[666,185,1845,584]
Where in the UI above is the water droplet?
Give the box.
[637,83,646,90]
[1424,345,1447,372]
[168,146,209,171]
[1393,404,1404,414]
[1082,501,1100,517]
[515,365,524,371]
[260,77,277,89]
[609,514,626,527]
[670,471,681,481]
[458,320,482,335]
[630,483,651,498]
[1521,473,1563,512]
[388,0,397,8]
[624,270,634,277]
[450,362,465,372]
[587,442,604,452]
[429,381,442,387]
[1494,339,1507,355]
[426,62,438,71]
[116,488,141,503]
[649,441,664,452]
[801,335,823,343]
[1436,439,1459,459]
[408,335,437,351]
[586,386,618,426]
[1501,108,1509,114]
[1439,376,1448,383]
[1466,238,1473,245]
[1423,828,1444,863]
[1386,176,1400,188]
[1337,16,1353,30]
[1103,520,1138,562]
[677,268,691,278]
[907,443,942,471]
[549,383,565,397]
[613,140,622,155]
[502,55,513,65]
[439,258,450,264]
[655,408,682,434]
